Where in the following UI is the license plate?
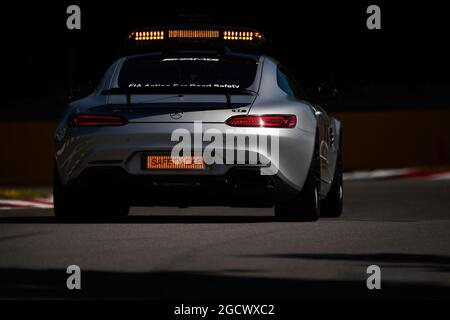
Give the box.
[144,155,205,170]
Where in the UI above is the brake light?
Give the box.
[226,115,297,128]
[71,114,127,127]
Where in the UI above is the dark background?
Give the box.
[2,0,450,120]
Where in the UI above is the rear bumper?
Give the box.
[69,166,299,207]
[55,122,316,195]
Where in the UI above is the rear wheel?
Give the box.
[320,149,343,217]
[274,134,321,221]
[53,164,129,219]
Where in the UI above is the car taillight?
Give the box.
[225,115,297,128]
[71,114,127,127]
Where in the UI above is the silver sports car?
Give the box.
[54,27,343,221]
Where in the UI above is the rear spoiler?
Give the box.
[101,87,257,105]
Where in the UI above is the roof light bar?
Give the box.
[132,31,165,41]
[128,27,265,44]
[223,31,262,41]
[168,29,219,39]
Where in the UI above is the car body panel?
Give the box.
[55,52,341,206]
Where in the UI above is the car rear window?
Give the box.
[118,56,259,91]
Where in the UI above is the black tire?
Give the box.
[320,147,343,217]
[274,135,321,222]
[53,163,129,219]
[53,164,78,218]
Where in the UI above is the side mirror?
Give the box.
[316,84,338,102]
[67,81,95,102]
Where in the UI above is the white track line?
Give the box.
[26,197,54,205]
[343,168,413,181]
[0,199,53,209]
[429,172,450,180]
[344,168,450,181]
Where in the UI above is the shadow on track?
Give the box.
[0,265,449,300]
[242,253,450,273]
[0,215,284,224]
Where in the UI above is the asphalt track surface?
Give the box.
[0,179,449,300]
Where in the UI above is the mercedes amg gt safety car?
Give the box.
[53,26,343,221]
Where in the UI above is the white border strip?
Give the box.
[0,199,53,209]
[343,168,413,181]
